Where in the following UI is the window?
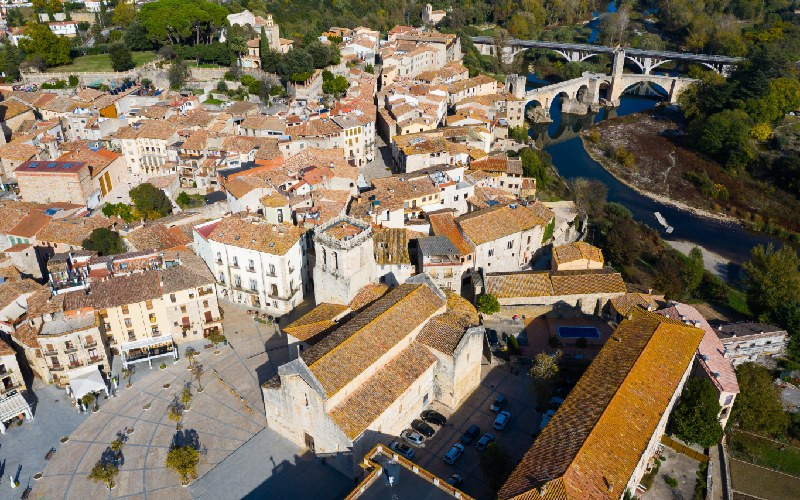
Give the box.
[234,275,241,288]
[216,252,222,263]
[219,272,225,283]
[250,279,258,291]
[203,300,209,308]
[488,249,494,257]
[180,305,187,313]
[232,256,239,267]
[121,304,129,314]
[151,326,160,336]
[170,293,176,303]
[271,284,278,297]
[127,331,136,342]
[124,318,132,328]
[148,313,156,323]
[507,241,513,249]
[454,195,459,201]
[527,235,531,245]
[269,264,276,275]
[248,259,255,271]
[145,300,153,310]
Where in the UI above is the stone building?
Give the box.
[0,338,25,395]
[551,241,604,271]
[499,310,704,500]
[417,235,463,292]
[262,276,485,479]
[313,216,376,306]
[716,322,788,366]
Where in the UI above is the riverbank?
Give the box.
[579,111,800,239]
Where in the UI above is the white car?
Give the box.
[493,410,511,430]
[401,429,425,446]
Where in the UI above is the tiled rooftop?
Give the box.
[457,204,554,246]
[283,303,348,343]
[207,217,305,256]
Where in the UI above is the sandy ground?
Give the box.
[665,239,734,280]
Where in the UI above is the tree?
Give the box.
[130,183,173,220]
[168,58,190,90]
[138,0,227,45]
[19,23,72,67]
[670,377,724,447]
[520,148,551,189]
[731,362,788,435]
[88,462,118,490]
[166,445,200,485]
[477,294,500,315]
[180,387,192,410]
[322,74,349,96]
[480,442,514,491]
[168,401,183,428]
[109,43,135,72]
[122,366,135,388]
[68,74,79,87]
[744,244,800,321]
[684,247,705,296]
[82,228,126,256]
[529,350,562,402]
[570,177,608,220]
[226,24,248,65]
[124,21,154,51]
[111,1,136,27]
[690,109,755,171]
[191,362,204,392]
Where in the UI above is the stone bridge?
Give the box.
[472,36,741,75]
[504,48,696,120]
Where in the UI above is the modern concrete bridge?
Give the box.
[471,36,742,75]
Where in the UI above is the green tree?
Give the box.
[138,0,227,45]
[732,362,788,435]
[226,24,248,65]
[82,228,126,256]
[68,74,79,86]
[109,43,135,72]
[477,293,500,315]
[684,247,705,296]
[480,442,514,491]
[168,58,190,90]
[19,23,72,67]
[166,445,200,485]
[129,183,173,220]
[322,74,349,96]
[520,148,551,189]
[690,109,755,171]
[124,21,155,51]
[88,462,118,490]
[670,377,724,447]
[111,1,136,27]
[529,350,562,402]
[744,244,800,321]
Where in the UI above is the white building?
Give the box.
[48,21,78,37]
[194,217,309,316]
[716,322,788,366]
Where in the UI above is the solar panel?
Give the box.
[47,162,57,168]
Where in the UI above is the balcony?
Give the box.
[49,364,65,372]
[64,346,78,354]
[230,262,240,269]
[216,259,223,265]
[68,361,84,369]
[87,356,103,365]
[246,266,256,273]
[84,341,97,348]
[198,287,214,297]
[42,349,58,356]
[0,383,20,395]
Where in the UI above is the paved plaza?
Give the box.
[30,303,348,499]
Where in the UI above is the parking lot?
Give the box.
[386,363,542,499]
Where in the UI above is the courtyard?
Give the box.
[28,302,349,499]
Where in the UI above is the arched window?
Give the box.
[333,251,338,270]
[322,248,326,265]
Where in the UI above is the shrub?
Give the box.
[166,445,200,485]
[664,475,678,488]
[68,75,79,87]
[477,294,500,315]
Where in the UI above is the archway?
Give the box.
[620,80,669,100]
[576,85,589,103]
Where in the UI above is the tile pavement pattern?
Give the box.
[33,336,268,499]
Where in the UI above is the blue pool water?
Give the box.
[557,326,601,339]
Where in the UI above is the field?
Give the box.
[47,51,158,73]
[730,458,800,500]
[728,431,800,477]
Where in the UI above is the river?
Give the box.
[525,93,779,267]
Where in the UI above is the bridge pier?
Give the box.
[607,48,627,106]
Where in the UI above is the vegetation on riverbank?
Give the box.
[580,111,800,243]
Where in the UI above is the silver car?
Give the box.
[401,429,425,446]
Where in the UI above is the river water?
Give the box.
[527,95,779,265]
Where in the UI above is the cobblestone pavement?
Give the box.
[31,305,317,499]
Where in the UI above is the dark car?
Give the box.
[490,394,507,412]
[421,409,447,426]
[486,329,499,347]
[460,424,480,444]
[412,419,436,437]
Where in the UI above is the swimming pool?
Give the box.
[557,326,601,339]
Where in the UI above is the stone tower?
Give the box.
[313,216,376,306]
[505,74,527,99]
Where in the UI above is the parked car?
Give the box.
[490,394,508,412]
[461,424,480,444]
[539,410,556,432]
[411,419,435,437]
[548,397,565,410]
[493,410,511,430]
[443,443,465,464]
[446,473,463,486]
[475,433,495,451]
[389,441,415,459]
[401,429,425,446]
[486,329,499,347]
[421,409,447,426]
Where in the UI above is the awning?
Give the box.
[120,334,175,352]
[68,365,107,401]
[0,391,31,422]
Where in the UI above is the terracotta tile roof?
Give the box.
[0,338,15,356]
[291,118,343,138]
[457,204,554,246]
[0,99,33,121]
[417,292,479,354]
[324,221,366,240]
[499,309,704,499]
[348,283,389,311]
[181,130,209,151]
[552,242,604,267]
[0,279,43,309]
[9,212,51,238]
[428,211,473,255]
[329,343,437,439]
[469,155,523,175]
[36,216,120,247]
[284,303,348,343]
[63,271,162,310]
[207,216,305,256]
[126,223,186,252]
[57,148,119,177]
[448,74,499,94]
[373,227,410,265]
[11,322,39,349]
[303,283,444,397]
[283,148,348,173]
[259,192,290,208]
[136,121,179,140]
[486,272,553,298]
[609,292,658,317]
[657,303,739,394]
[240,115,285,133]
[0,142,37,162]
[550,270,627,296]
